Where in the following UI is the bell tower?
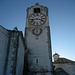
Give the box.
[25,3,53,75]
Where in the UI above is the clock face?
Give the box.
[28,13,46,26]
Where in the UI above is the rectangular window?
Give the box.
[34,8,40,13]
[36,59,38,63]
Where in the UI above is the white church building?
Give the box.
[0,3,75,75]
[0,25,25,75]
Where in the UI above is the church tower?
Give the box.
[25,3,53,75]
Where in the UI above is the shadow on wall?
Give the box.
[54,68,69,75]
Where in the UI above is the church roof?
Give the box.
[53,58,75,64]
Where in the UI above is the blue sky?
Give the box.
[0,0,75,61]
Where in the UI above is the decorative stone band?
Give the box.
[28,70,52,73]
[32,28,42,37]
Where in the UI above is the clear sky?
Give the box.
[0,0,75,61]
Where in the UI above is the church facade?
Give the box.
[0,25,25,75]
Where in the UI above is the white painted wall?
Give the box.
[0,26,25,75]
[16,34,25,75]
[25,3,52,75]
[53,63,75,75]
[6,32,25,75]
[6,32,19,75]
[26,4,49,27]
[0,26,9,75]
[25,26,52,72]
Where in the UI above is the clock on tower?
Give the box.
[28,13,46,26]
[25,3,53,75]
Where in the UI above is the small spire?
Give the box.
[53,53,60,56]
[35,3,39,5]
[13,27,18,31]
[53,53,60,62]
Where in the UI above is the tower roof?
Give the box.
[53,53,60,57]
[35,3,39,5]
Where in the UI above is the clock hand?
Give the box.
[30,18,45,21]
